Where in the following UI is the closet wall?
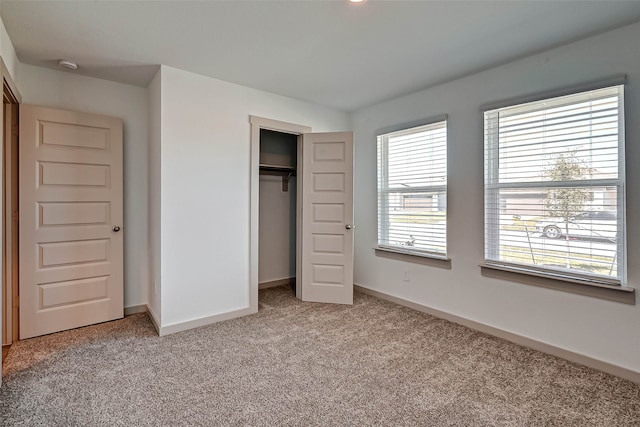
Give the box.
[258,130,298,286]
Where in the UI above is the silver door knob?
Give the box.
[112,226,121,232]
[345,224,355,230]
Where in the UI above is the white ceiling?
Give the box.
[3,1,640,112]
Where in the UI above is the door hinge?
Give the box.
[11,124,18,137]
[13,296,19,308]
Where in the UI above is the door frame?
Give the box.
[249,116,311,312]
[1,58,21,346]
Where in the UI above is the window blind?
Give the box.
[484,85,625,283]
[377,120,447,256]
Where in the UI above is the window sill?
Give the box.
[374,246,451,269]
[480,263,635,305]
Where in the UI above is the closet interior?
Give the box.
[258,129,298,292]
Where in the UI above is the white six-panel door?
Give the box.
[19,105,123,339]
[301,132,354,304]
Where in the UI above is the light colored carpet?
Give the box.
[1,286,639,426]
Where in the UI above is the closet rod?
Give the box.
[259,165,295,192]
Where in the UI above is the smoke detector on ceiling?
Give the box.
[58,60,78,70]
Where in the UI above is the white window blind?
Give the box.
[377,120,447,256]
[484,85,625,284]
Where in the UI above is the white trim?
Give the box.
[157,306,255,336]
[483,84,626,285]
[123,304,147,316]
[145,304,161,335]
[618,86,627,285]
[480,264,634,305]
[376,114,448,137]
[480,74,626,112]
[132,300,257,339]
[1,57,22,104]
[250,115,311,135]
[376,119,448,256]
[354,284,640,385]
[1,58,21,348]
[249,115,311,313]
[481,261,625,288]
[374,247,452,269]
[375,245,450,261]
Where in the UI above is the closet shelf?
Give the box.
[259,164,296,174]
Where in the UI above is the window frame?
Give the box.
[376,116,449,260]
[482,80,628,291]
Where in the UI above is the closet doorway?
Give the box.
[249,116,354,311]
[258,128,298,293]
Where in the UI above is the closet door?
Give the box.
[300,132,354,304]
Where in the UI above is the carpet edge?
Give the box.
[354,284,640,385]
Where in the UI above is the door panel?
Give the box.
[39,202,110,226]
[301,132,353,304]
[20,105,123,339]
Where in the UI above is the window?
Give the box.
[377,119,447,257]
[484,85,625,285]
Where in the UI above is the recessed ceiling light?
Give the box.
[350,0,366,3]
[59,60,78,70]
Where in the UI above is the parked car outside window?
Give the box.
[535,211,617,240]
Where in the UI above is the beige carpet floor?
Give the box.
[1,286,639,426]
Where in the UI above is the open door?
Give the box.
[300,132,354,304]
[19,105,124,339]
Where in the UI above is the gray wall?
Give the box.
[17,63,150,309]
[352,22,640,373]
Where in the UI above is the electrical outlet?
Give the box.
[403,271,410,282]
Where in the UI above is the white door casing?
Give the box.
[19,105,124,339]
[301,132,354,304]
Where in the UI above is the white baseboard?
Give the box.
[145,305,161,335]
[157,306,256,336]
[259,277,294,290]
[124,304,147,316]
[127,304,255,337]
[355,284,640,385]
